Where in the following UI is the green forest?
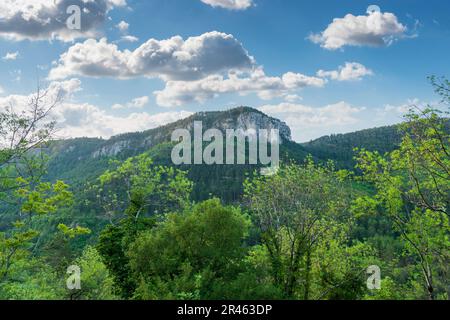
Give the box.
[0,77,448,300]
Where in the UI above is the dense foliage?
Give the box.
[0,78,448,300]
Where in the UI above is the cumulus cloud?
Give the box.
[0,79,192,138]
[0,0,126,42]
[47,31,374,108]
[259,101,363,125]
[200,0,253,10]
[55,103,193,138]
[48,32,255,81]
[283,94,302,103]
[112,96,149,109]
[309,10,407,50]
[317,62,373,81]
[0,78,82,118]
[2,51,19,61]
[258,101,365,141]
[116,20,129,32]
[154,67,326,107]
[114,19,140,43]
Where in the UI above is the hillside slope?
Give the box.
[301,125,402,169]
[45,107,403,202]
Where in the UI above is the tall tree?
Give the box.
[96,153,193,297]
[97,153,193,223]
[127,199,250,300]
[0,85,75,290]
[355,77,449,300]
[244,160,357,299]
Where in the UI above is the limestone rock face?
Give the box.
[187,107,292,142]
[92,140,130,158]
[235,110,291,141]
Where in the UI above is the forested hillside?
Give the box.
[301,125,402,169]
[0,79,449,300]
[43,108,405,203]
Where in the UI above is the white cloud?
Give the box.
[116,20,129,32]
[114,20,139,43]
[317,62,373,81]
[120,35,139,42]
[200,0,253,10]
[0,85,4,94]
[258,99,437,142]
[0,0,126,42]
[56,103,193,138]
[377,99,447,125]
[381,98,422,117]
[0,79,192,138]
[50,32,378,108]
[309,10,407,50]
[48,32,255,81]
[283,94,302,103]
[112,96,149,109]
[2,51,19,61]
[47,31,375,109]
[154,67,326,107]
[129,96,149,108]
[0,78,82,116]
[258,101,365,141]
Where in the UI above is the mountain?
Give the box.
[45,106,403,202]
[46,107,291,174]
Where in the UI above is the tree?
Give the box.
[96,153,193,298]
[0,84,59,198]
[0,181,72,282]
[127,199,250,299]
[97,217,155,298]
[0,85,81,297]
[66,246,117,300]
[355,77,450,300]
[244,160,358,299]
[97,153,193,223]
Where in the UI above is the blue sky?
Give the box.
[0,0,449,141]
